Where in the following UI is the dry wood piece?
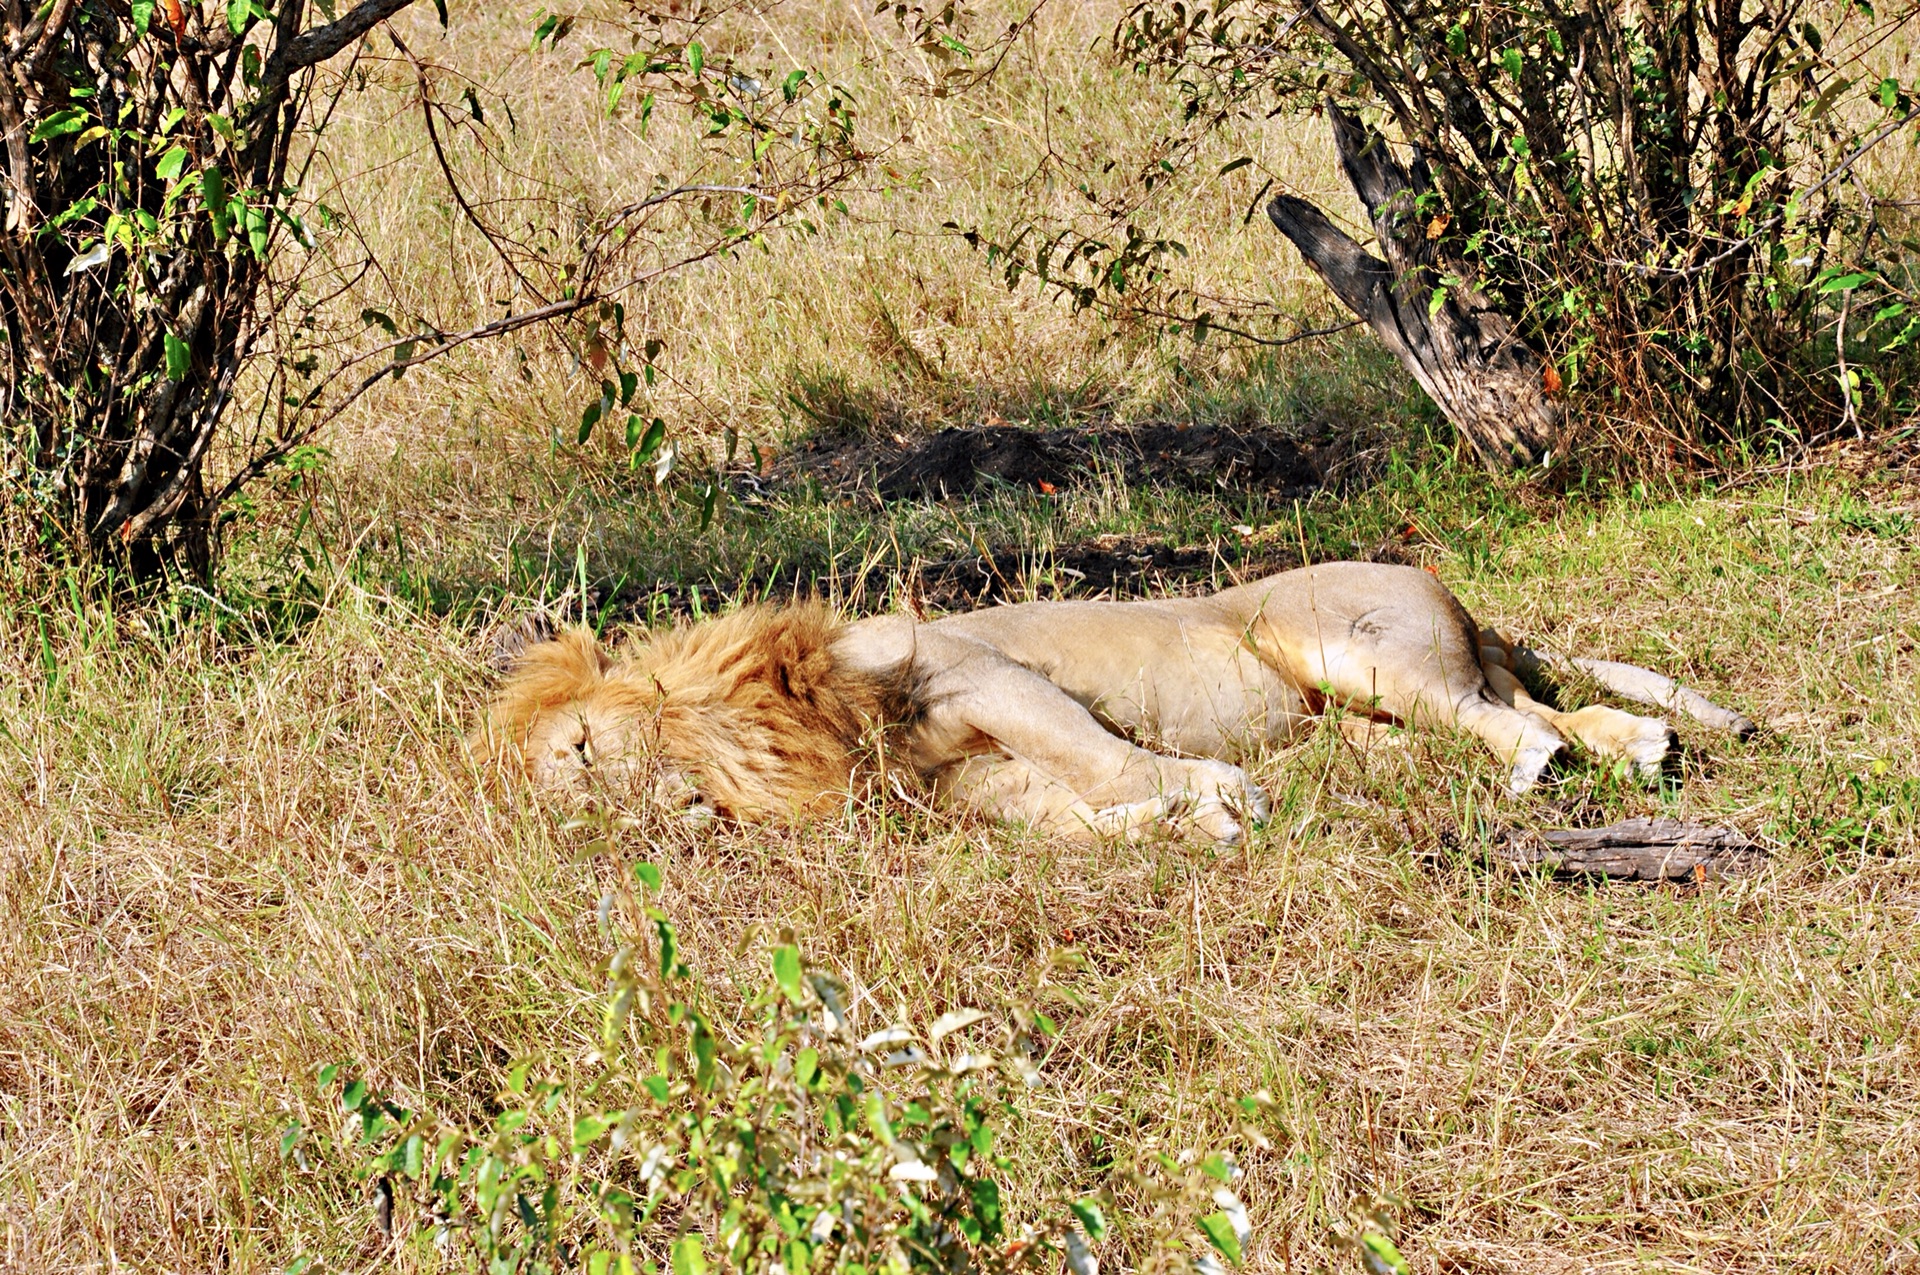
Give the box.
[1265,104,1560,469]
[1493,818,1765,881]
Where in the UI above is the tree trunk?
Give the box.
[1266,104,1561,469]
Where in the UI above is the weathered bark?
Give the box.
[1266,104,1561,469]
[1492,818,1763,881]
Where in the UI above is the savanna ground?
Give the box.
[3,2,1920,1272]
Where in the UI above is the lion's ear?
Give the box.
[489,612,559,671]
[494,628,614,703]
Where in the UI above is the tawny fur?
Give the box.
[473,564,1752,845]
[473,603,919,818]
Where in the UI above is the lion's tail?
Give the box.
[1475,626,1756,737]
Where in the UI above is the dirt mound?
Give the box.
[780,421,1324,501]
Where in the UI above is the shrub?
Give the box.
[943,0,1920,465]
[0,0,871,578]
[285,851,1257,1274]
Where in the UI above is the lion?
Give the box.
[472,563,1755,845]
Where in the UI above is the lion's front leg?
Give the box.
[933,753,1259,844]
[930,754,1187,842]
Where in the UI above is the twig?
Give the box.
[390,31,544,300]
[1836,284,1858,440]
[1609,103,1920,279]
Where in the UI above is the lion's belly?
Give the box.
[1092,646,1310,756]
[924,601,1309,758]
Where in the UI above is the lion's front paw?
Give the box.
[1174,760,1268,845]
[1085,795,1177,840]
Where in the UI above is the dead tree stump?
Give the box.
[1265,104,1561,469]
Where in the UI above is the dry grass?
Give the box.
[4,2,1920,1273]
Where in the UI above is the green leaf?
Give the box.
[164,331,190,381]
[864,1093,894,1144]
[1217,156,1253,177]
[1070,1200,1107,1240]
[1501,47,1523,78]
[131,0,156,36]
[29,108,88,144]
[1819,271,1875,293]
[1198,1213,1243,1265]
[155,146,189,181]
[655,915,679,978]
[1446,23,1467,55]
[671,1235,707,1275]
[578,400,602,444]
[572,1113,612,1150]
[1358,1231,1411,1275]
[633,861,662,891]
[245,205,269,259]
[201,168,229,238]
[629,417,665,468]
[227,0,268,35]
[772,945,804,1002]
[687,43,705,77]
[794,1046,819,1089]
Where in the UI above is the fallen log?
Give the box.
[1492,818,1764,881]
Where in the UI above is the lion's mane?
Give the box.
[476,602,921,818]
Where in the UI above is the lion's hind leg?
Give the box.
[1481,653,1675,783]
[1447,690,1572,794]
[1519,648,1757,738]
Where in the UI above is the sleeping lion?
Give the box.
[473,563,1755,845]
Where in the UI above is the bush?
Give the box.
[285,848,1258,1274]
[0,0,873,579]
[961,0,1920,462]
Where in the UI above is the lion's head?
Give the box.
[472,602,919,819]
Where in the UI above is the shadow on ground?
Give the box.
[778,419,1327,502]
[581,421,1416,618]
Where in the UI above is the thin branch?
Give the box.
[1104,301,1362,347]
[389,30,545,300]
[1609,103,1920,279]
